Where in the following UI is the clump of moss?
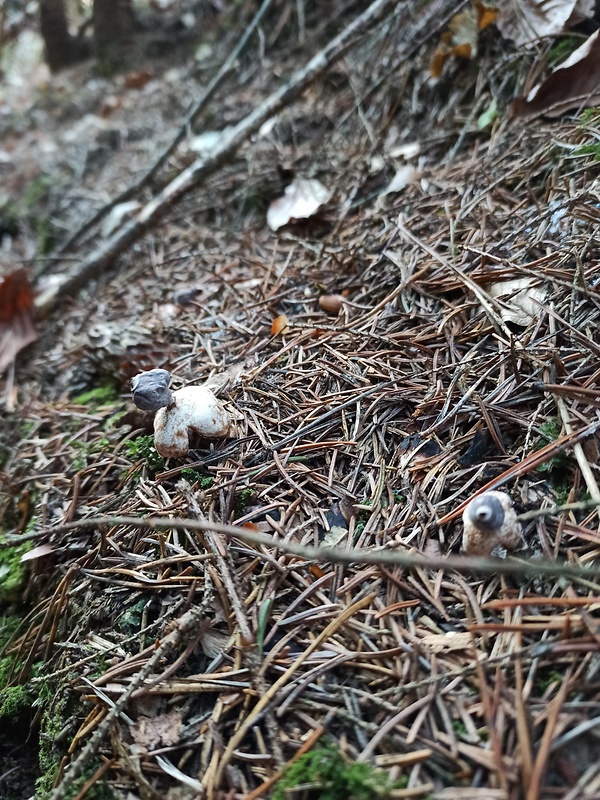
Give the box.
[548,35,580,65]
[533,418,569,475]
[0,538,31,602]
[273,742,405,800]
[180,468,214,488]
[72,385,120,407]
[0,682,29,716]
[35,679,69,799]
[236,486,254,513]
[124,434,165,472]
[117,598,147,635]
[579,107,600,125]
[573,142,600,162]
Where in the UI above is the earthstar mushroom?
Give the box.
[130,369,232,458]
[462,491,521,556]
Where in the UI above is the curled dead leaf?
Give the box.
[131,710,182,750]
[266,177,332,231]
[379,165,419,198]
[0,269,37,374]
[123,69,154,90]
[512,29,600,118]
[321,525,348,547]
[487,276,546,325]
[497,0,593,46]
[271,314,290,336]
[430,0,497,78]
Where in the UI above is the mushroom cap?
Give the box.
[464,494,505,531]
[462,491,521,555]
[154,385,231,458]
[131,368,173,411]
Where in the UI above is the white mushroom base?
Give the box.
[153,386,231,458]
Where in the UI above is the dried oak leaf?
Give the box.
[430,0,498,78]
[131,709,182,750]
[486,276,546,325]
[512,29,600,118]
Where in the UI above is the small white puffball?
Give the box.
[153,386,231,458]
[462,491,521,556]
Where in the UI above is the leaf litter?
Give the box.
[1,1,600,799]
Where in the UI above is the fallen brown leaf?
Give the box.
[0,269,37,373]
[513,29,600,118]
[271,314,290,335]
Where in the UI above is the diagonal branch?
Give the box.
[35,0,402,315]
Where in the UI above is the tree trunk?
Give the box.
[93,0,134,74]
[39,0,89,73]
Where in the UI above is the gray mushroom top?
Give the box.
[461,490,521,556]
[130,369,173,411]
[464,493,505,531]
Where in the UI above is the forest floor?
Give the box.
[1,1,600,799]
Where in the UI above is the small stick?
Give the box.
[8,513,600,582]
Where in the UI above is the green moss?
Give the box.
[72,385,119,406]
[36,759,115,800]
[103,409,128,431]
[0,538,31,602]
[533,418,569,474]
[67,768,115,800]
[236,486,254,513]
[180,469,214,488]
[7,173,60,255]
[21,420,36,438]
[548,35,580,65]
[273,742,405,800]
[0,683,29,716]
[0,617,28,686]
[21,174,53,208]
[534,667,563,694]
[116,599,146,635]
[124,435,165,472]
[0,615,22,649]
[579,107,600,125]
[573,142,600,162]
[34,678,70,799]
[553,484,570,507]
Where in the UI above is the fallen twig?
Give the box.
[9,513,600,581]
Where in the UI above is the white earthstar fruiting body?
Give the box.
[153,386,231,458]
[462,491,521,556]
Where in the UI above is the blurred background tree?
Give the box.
[39,0,90,72]
[39,0,135,73]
